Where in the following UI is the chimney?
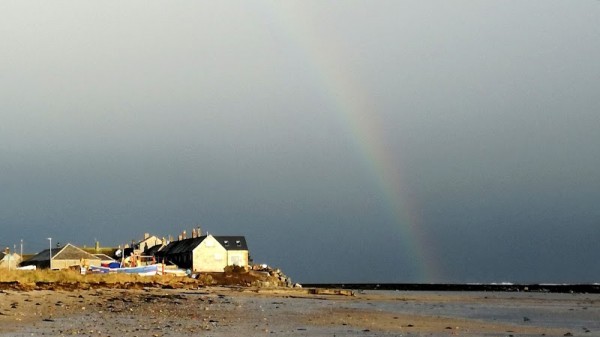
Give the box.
[197,226,202,237]
[182,230,187,239]
[95,241,100,252]
[192,228,197,238]
[4,247,9,255]
[178,234,183,241]
[144,233,150,240]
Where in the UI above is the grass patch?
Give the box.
[0,269,204,289]
[0,268,276,290]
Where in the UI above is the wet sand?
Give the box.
[0,287,598,336]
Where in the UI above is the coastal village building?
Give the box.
[136,233,163,253]
[156,234,249,272]
[21,243,101,270]
[144,243,165,256]
[122,233,164,258]
[0,250,21,269]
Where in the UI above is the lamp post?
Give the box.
[47,238,52,269]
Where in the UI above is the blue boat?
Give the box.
[89,264,158,276]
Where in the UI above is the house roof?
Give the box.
[159,236,205,256]
[24,243,101,262]
[157,235,248,257]
[145,244,165,256]
[213,236,248,251]
[93,253,115,261]
[24,249,54,262]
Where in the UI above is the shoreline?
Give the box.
[304,282,600,293]
[1,287,597,336]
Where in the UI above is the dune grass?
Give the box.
[0,266,278,290]
[0,269,209,287]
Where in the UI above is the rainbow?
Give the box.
[259,3,440,282]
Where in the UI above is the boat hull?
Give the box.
[89,264,158,276]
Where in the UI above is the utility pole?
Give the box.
[20,239,23,257]
[47,238,52,270]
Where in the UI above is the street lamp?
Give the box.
[47,238,52,269]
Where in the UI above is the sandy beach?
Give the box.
[1,287,598,336]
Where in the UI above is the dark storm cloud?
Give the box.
[1,1,598,283]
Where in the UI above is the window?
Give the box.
[236,240,241,247]
[223,240,229,246]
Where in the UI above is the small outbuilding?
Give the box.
[0,251,21,269]
[21,243,101,270]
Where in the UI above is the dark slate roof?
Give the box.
[145,244,165,256]
[23,249,53,262]
[158,235,248,256]
[213,236,248,251]
[160,237,206,256]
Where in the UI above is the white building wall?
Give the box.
[192,235,228,272]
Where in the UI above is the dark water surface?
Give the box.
[305,283,600,293]
[358,290,600,333]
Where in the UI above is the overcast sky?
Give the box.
[1,1,598,283]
